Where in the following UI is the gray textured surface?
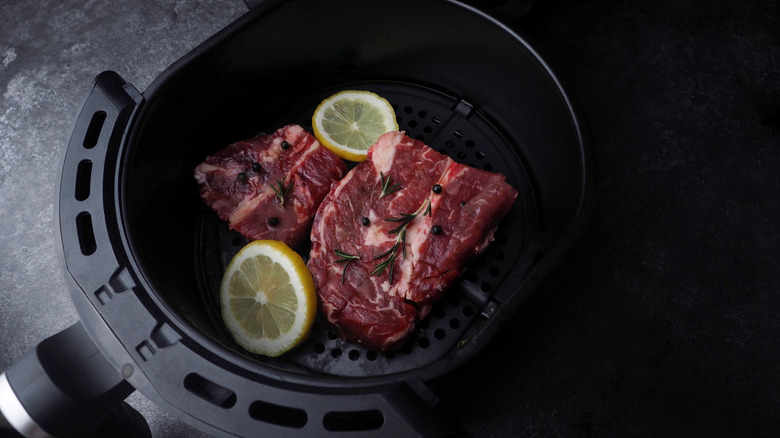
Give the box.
[0,1,244,436]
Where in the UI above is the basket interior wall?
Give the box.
[121,0,584,367]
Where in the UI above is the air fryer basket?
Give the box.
[55,0,592,436]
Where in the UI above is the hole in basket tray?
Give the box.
[75,160,92,201]
[249,400,307,429]
[76,212,97,256]
[83,110,106,149]
[184,373,236,409]
[323,410,384,432]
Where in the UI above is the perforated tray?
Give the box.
[195,81,538,377]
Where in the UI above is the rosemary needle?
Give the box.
[379,172,401,199]
[334,249,360,285]
[270,179,293,207]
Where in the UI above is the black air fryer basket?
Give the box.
[1,1,593,436]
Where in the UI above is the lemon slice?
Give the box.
[220,240,316,357]
[312,90,399,162]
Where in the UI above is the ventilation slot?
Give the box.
[76,212,97,255]
[183,373,236,408]
[249,400,307,429]
[83,111,106,149]
[323,410,384,432]
[75,160,92,201]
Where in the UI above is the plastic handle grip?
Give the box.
[0,323,136,437]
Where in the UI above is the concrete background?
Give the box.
[1,0,778,437]
[1,1,243,436]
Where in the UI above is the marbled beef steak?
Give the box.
[309,131,518,351]
[194,124,347,248]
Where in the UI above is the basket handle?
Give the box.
[0,70,148,437]
[0,323,149,437]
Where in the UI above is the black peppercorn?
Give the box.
[281,140,290,150]
[252,162,261,172]
[432,184,442,194]
[237,172,248,183]
[431,225,442,235]
[361,217,370,226]
[268,217,279,226]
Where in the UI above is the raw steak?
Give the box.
[308,131,518,351]
[194,124,347,248]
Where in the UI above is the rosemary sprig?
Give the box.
[270,179,293,207]
[371,198,431,283]
[371,250,397,283]
[386,214,416,234]
[379,172,402,199]
[334,249,360,285]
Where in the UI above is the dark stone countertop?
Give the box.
[1,1,777,437]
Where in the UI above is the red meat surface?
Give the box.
[308,131,518,351]
[194,124,347,248]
